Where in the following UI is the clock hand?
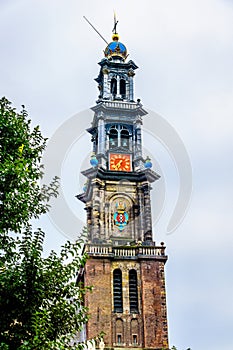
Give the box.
[113,159,122,169]
[116,159,123,169]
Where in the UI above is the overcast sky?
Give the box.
[1,1,233,349]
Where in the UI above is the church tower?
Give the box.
[77,21,169,350]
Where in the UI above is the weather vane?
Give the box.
[112,11,118,34]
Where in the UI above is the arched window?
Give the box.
[129,269,138,313]
[109,126,118,149]
[108,124,131,150]
[121,128,129,148]
[113,269,123,313]
[111,78,117,97]
[120,79,126,98]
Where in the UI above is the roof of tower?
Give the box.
[104,33,128,61]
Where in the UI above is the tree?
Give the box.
[0,98,89,349]
[0,97,58,251]
[0,228,89,349]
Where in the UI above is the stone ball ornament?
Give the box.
[144,156,153,169]
[83,181,88,192]
[90,152,98,167]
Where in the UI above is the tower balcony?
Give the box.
[83,243,167,262]
[97,100,139,110]
[91,100,148,117]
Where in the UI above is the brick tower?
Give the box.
[77,22,169,350]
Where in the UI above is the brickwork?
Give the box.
[83,250,169,350]
[140,260,169,349]
[84,258,112,344]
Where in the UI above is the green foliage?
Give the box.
[0,98,89,349]
[0,228,89,349]
[0,97,59,240]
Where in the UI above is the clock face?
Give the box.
[109,153,131,172]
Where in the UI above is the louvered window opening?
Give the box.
[113,269,123,313]
[129,270,138,313]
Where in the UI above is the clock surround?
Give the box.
[109,153,131,172]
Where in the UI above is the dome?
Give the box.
[104,33,127,60]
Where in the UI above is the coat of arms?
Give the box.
[113,200,129,231]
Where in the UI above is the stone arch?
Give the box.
[113,268,123,313]
[129,269,139,313]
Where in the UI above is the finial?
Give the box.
[144,156,152,169]
[90,152,98,167]
[112,11,118,34]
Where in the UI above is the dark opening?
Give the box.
[113,269,123,313]
[120,79,126,98]
[111,78,117,97]
[129,269,138,313]
[121,129,129,148]
[117,334,122,344]
[133,335,138,344]
[109,127,118,148]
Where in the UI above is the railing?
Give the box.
[85,244,165,257]
[139,247,165,256]
[114,248,137,257]
[103,101,138,110]
[85,245,112,255]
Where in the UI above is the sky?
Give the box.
[1,0,233,349]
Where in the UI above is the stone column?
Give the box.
[102,68,109,99]
[143,185,153,242]
[105,202,110,241]
[128,69,135,101]
[97,113,105,155]
[99,185,105,240]
[97,112,106,168]
[85,205,92,239]
[133,117,143,170]
[92,185,100,241]
[126,78,130,101]
[116,75,121,99]
[137,187,145,242]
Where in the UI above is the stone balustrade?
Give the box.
[84,244,166,258]
[103,101,138,110]
[85,245,112,255]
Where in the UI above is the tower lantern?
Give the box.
[77,19,169,350]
